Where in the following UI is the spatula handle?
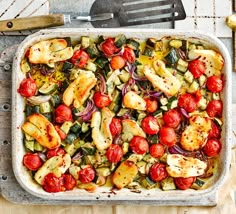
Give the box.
[0,14,65,32]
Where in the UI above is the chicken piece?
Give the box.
[34,154,71,185]
[29,39,73,64]
[121,119,146,142]
[112,160,138,189]
[180,115,211,151]
[166,154,207,178]
[22,113,61,150]
[63,71,97,108]
[123,91,146,110]
[91,107,114,150]
[188,49,224,77]
[143,60,181,96]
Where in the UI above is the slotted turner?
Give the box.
[90,0,186,28]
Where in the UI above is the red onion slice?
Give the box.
[127,63,146,81]
[97,73,107,93]
[180,107,189,118]
[81,106,97,121]
[113,134,122,145]
[75,100,94,117]
[72,150,83,161]
[145,90,162,98]
[27,95,51,105]
[38,152,47,162]
[168,145,207,161]
[121,78,136,96]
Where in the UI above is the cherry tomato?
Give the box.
[206,100,223,118]
[123,47,136,64]
[188,59,205,78]
[109,118,122,136]
[23,153,43,171]
[159,127,177,147]
[17,77,37,97]
[79,165,95,183]
[101,38,120,56]
[174,177,196,190]
[203,139,222,157]
[61,174,76,191]
[46,147,65,159]
[141,116,160,135]
[206,75,223,93]
[43,173,63,193]
[145,98,158,113]
[106,144,123,163]
[149,163,168,182]
[55,104,73,123]
[129,136,149,155]
[93,91,111,108]
[71,50,89,68]
[149,144,165,158]
[54,125,67,141]
[178,93,198,113]
[208,121,221,139]
[110,55,126,70]
[163,109,181,128]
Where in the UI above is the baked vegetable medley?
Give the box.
[18,34,224,193]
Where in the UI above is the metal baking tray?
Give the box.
[11,28,232,205]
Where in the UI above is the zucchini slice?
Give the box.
[39,82,58,95]
[142,47,154,57]
[95,56,109,69]
[146,38,157,48]
[165,48,179,66]
[81,36,90,49]
[86,44,100,59]
[115,34,127,48]
[126,39,140,50]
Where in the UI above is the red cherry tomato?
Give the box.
[178,93,198,113]
[17,77,37,97]
[163,109,181,128]
[174,177,196,190]
[188,59,205,78]
[46,147,65,159]
[23,153,43,171]
[54,125,67,141]
[159,127,177,147]
[93,91,111,108]
[123,47,136,64]
[203,139,222,157]
[109,118,122,136]
[129,136,149,155]
[149,144,165,158]
[110,55,126,70]
[79,165,95,184]
[208,121,221,139]
[206,100,223,118]
[43,173,63,193]
[71,50,89,68]
[149,163,168,182]
[106,144,123,163]
[206,75,223,93]
[101,38,120,56]
[145,98,158,113]
[61,174,76,191]
[141,116,160,135]
[55,104,73,123]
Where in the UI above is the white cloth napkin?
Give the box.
[175,0,232,38]
[0,0,49,35]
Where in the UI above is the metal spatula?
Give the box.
[90,0,186,28]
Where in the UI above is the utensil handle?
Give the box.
[0,14,65,32]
